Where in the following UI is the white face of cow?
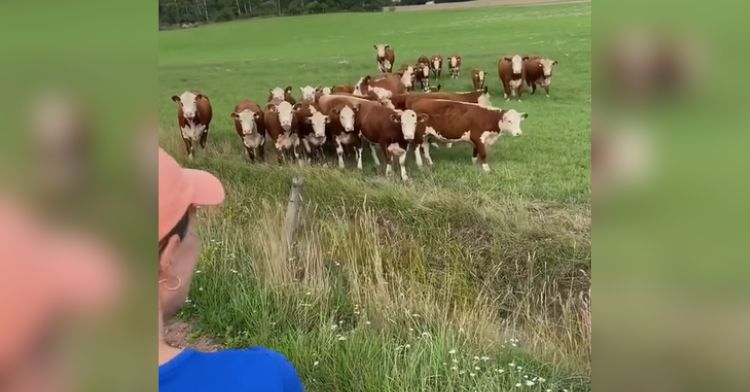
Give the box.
[276,101,295,131]
[271,87,285,101]
[499,109,527,137]
[339,105,356,132]
[540,58,557,77]
[176,91,199,120]
[375,44,388,58]
[308,108,329,137]
[511,55,523,74]
[354,77,368,97]
[400,69,414,88]
[300,86,316,102]
[235,109,258,134]
[477,92,491,108]
[479,70,486,81]
[432,57,441,70]
[450,57,458,67]
[395,109,420,140]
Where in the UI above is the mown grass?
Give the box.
[160,3,591,391]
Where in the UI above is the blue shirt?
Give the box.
[159,348,304,391]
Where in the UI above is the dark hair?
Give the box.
[158,208,191,255]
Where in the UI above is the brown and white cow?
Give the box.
[317,95,365,169]
[410,99,527,172]
[374,44,395,73]
[299,86,318,103]
[268,86,297,104]
[498,55,528,101]
[294,102,329,165]
[313,86,332,103]
[471,68,487,90]
[171,91,213,159]
[414,63,432,92]
[396,67,416,91]
[448,55,462,79]
[430,55,443,80]
[390,87,491,110]
[354,74,406,100]
[231,100,265,162]
[262,100,302,165]
[524,56,558,97]
[331,85,355,94]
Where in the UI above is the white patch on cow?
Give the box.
[382,60,392,72]
[472,156,478,164]
[356,147,363,170]
[270,87,285,101]
[353,77,366,97]
[339,105,356,132]
[398,109,418,140]
[479,70,485,81]
[450,57,458,67]
[380,98,395,110]
[477,93,491,108]
[308,108,328,137]
[414,144,423,167]
[482,163,491,173]
[539,77,552,87]
[180,123,205,142]
[243,133,264,149]
[276,101,294,131]
[480,131,501,147]
[375,44,387,58]
[421,65,429,77]
[461,131,472,142]
[370,144,381,166]
[511,55,523,74]
[275,132,299,150]
[400,69,413,88]
[300,86,316,102]
[509,79,523,91]
[424,126,471,144]
[540,58,556,77]
[499,109,526,137]
[432,58,441,70]
[370,87,392,100]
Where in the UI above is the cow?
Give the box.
[294,102,329,165]
[498,55,527,101]
[414,63,432,92]
[331,85,354,94]
[171,91,213,159]
[354,74,406,100]
[430,55,443,80]
[262,101,302,165]
[524,56,558,97]
[317,96,365,169]
[448,55,462,79]
[374,44,395,73]
[300,86,317,103]
[314,86,332,103]
[268,86,297,104]
[409,99,527,173]
[320,95,425,181]
[390,87,491,110]
[231,100,265,162]
[396,67,415,91]
[471,68,487,91]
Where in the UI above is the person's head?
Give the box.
[158,148,224,321]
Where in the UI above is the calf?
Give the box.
[171,91,213,159]
[498,55,528,101]
[430,55,443,80]
[294,102,329,165]
[268,86,297,104]
[448,55,462,79]
[374,44,395,73]
[231,100,265,162]
[390,87,491,110]
[524,56,558,97]
[414,63,432,92]
[318,96,365,169]
[354,74,406,100]
[262,101,301,164]
[471,68,487,90]
[410,99,527,172]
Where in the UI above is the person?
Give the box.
[158,148,304,391]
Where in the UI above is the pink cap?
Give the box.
[158,148,224,241]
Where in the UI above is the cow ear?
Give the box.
[522,56,530,61]
[385,44,390,49]
[195,94,204,101]
[269,105,278,113]
[521,112,529,119]
[390,113,400,123]
[373,44,377,49]
[325,116,331,124]
[300,87,305,93]
[285,86,293,93]
[305,117,312,124]
[171,95,180,103]
[230,112,238,119]
[483,86,489,94]
[254,112,262,120]
[292,103,302,111]
[553,60,558,65]
[503,57,511,62]
[352,104,360,113]
[418,113,429,123]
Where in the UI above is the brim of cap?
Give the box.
[182,169,225,206]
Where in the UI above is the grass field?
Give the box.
[159,3,591,391]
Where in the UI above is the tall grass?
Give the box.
[182,177,590,391]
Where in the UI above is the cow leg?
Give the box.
[369,144,381,166]
[182,138,193,159]
[544,85,550,97]
[258,144,265,162]
[382,144,394,177]
[396,144,409,181]
[302,139,312,164]
[517,84,523,102]
[200,130,208,149]
[531,82,537,95]
[473,141,490,172]
[356,147,363,170]
[277,148,285,165]
[245,146,256,162]
[335,140,345,169]
[293,145,303,167]
[502,81,511,100]
[472,146,479,164]
[414,142,423,168]
[421,141,434,166]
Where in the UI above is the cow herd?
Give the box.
[171,44,559,181]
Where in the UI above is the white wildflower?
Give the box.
[481,356,490,361]
[305,292,311,296]
[337,335,347,341]
[331,324,338,330]
[313,361,319,367]
[365,321,371,325]
[195,270,201,273]
[474,366,480,371]
[451,366,458,371]
[452,358,459,364]
[448,349,457,355]
[470,372,476,377]
[230,269,238,274]
[509,362,516,367]
[539,377,546,383]
[404,344,411,349]
[459,370,465,375]
[515,383,522,387]
[198,287,204,291]
[525,380,535,387]
[473,356,480,361]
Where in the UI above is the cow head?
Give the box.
[450,56,460,67]
[391,109,424,141]
[477,87,491,108]
[539,58,558,77]
[478,70,486,82]
[300,86,316,102]
[334,104,358,133]
[305,107,329,138]
[399,69,414,89]
[374,44,389,58]
[269,87,285,102]
[231,109,261,135]
[510,55,523,74]
[354,76,371,97]
[273,101,296,131]
[432,56,441,70]
[172,91,203,120]
[499,109,528,137]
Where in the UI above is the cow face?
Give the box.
[374,44,389,58]
[432,57,441,70]
[450,56,458,67]
[393,109,422,140]
[232,109,260,134]
[270,87,285,101]
[338,104,357,132]
[306,108,329,138]
[400,69,414,89]
[172,91,202,120]
[478,70,485,82]
[300,86,316,102]
[511,55,523,74]
[540,58,558,77]
[499,109,528,137]
[276,101,295,131]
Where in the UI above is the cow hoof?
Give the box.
[482,163,491,173]
[472,157,478,164]
[546,94,550,98]
[518,99,523,103]
[188,153,194,160]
